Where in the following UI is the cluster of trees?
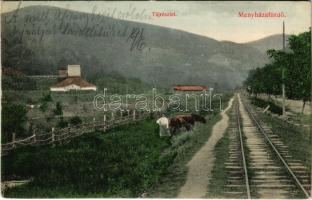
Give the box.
[2,103,28,143]
[2,75,37,90]
[244,30,311,113]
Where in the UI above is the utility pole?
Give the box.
[282,21,286,117]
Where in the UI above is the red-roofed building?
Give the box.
[173,85,208,91]
[50,77,97,91]
[50,65,97,92]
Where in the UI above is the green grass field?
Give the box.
[2,91,232,198]
[2,119,172,198]
[3,112,226,198]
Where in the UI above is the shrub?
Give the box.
[39,102,48,112]
[41,93,53,102]
[69,116,82,126]
[57,117,68,128]
[54,102,63,116]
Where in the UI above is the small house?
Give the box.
[50,65,97,92]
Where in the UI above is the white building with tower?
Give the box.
[50,65,97,92]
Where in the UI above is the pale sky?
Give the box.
[1,1,310,43]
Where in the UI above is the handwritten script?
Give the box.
[4,3,149,52]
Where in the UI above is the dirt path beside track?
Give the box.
[177,97,234,198]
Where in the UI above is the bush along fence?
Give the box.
[1,110,156,155]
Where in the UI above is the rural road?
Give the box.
[177,97,234,198]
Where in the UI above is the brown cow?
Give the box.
[169,114,206,135]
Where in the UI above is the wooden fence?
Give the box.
[2,110,154,155]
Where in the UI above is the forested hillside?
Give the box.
[2,6,271,89]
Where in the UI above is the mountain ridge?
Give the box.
[245,34,290,53]
[2,6,274,89]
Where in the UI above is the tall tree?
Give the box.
[245,30,311,113]
[285,31,311,113]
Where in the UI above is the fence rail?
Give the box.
[26,75,62,79]
[2,110,153,155]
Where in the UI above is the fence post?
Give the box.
[33,129,36,143]
[120,110,123,120]
[127,110,130,119]
[103,114,107,132]
[111,112,115,121]
[51,127,55,147]
[133,110,136,120]
[12,132,16,148]
[93,117,96,130]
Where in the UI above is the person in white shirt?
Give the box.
[156,114,170,137]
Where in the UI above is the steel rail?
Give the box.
[241,97,310,199]
[235,100,251,199]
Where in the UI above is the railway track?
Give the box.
[222,95,311,199]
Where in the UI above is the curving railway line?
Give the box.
[222,94,311,199]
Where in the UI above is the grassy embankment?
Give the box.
[205,129,230,198]
[250,96,311,125]
[249,97,284,115]
[256,111,311,169]
[249,97,311,169]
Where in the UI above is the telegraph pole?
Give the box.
[282,21,286,117]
